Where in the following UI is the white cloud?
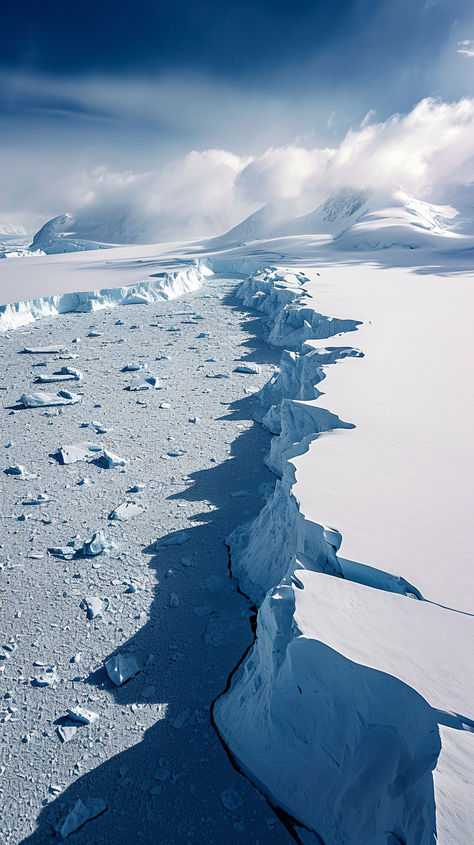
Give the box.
[2,95,474,239]
[457,40,474,57]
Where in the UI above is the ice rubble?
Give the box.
[214,266,474,844]
[0,260,212,331]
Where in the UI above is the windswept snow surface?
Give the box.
[214,262,474,844]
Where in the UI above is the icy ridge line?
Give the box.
[214,266,431,843]
[0,260,213,332]
[222,266,363,604]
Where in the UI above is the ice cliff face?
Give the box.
[222,268,361,603]
[0,260,213,331]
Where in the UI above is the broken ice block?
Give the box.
[57,726,77,743]
[57,443,102,465]
[101,449,126,468]
[82,531,114,557]
[67,707,99,725]
[221,788,243,810]
[80,596,107,619]
[58,798,107,839]
[154,531,190,550]
[21,346,65,354]
[20,390,82,408]
[127,374,159,391]
[109,501,144,521]
[4,465,25,478]
[22,493,50,505]
[31,667,58,687]
[234,364,260,374]
[105,653,140,686]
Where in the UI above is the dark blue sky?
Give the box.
[1,0,473,225]
[2,0,472,94]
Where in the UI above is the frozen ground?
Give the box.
[0,214,473,844]
[0,275,292,844]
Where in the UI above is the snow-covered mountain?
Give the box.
[209,203,290,246]
[27,186,473,257]
[29,213,111,254]
[213,187,466,251]
[332,190,460,250]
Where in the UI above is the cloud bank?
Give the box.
[3,97,474,241]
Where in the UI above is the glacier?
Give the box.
[0,191,473,844]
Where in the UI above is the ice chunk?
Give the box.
[169,593,179,607]
[82,531,114,556]
[67,707,99,725]
[105,653,140,686]
[90,421,110,434]
[154,531,190,550]
[57,443,102,465]
[109,501,144,521]
[20,390,82,408]
[21,346,65,354]
[167,449,186,457]
[127,374,159,391]
[22,493,50,505]
[80,596,107,619]
[31,667,58,687]
[171,710,190,729]
[58,797,107,839]
[234,364,260,374]
[48,546,76,560]
[57,726,77,743]
[101,449,126,468]
[35,367,82,384]
[4,465,25,478]
[121,363,145,372]
[221,788,243,810]
[159,402,171,409]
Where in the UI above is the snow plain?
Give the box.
[0,197,473,843]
